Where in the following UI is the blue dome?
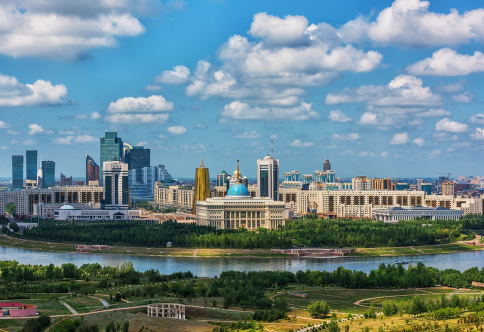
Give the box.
[226,183,250,197]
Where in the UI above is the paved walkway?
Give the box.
[60,301,79,315]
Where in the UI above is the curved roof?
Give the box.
[226,183,250,197]
[263,155,273,160]
[60,205,75,210]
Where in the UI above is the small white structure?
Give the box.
[54,205,141,221]
[374,206,464,222]
[147,303,185,319]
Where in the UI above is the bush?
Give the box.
[307,300,330,318]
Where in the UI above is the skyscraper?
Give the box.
[323,156,331,171]
[192,158,210,214]
[130,146,150,183]
[26,150,38,181]
[42,161,55,188]
[12,155,24,189]
[103,161,129,209]
[86,153,100,185]
[100,131,123,185]
[257,155,279,200]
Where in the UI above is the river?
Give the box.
[1,246,483,277]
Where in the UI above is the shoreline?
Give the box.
[1,235,482,259]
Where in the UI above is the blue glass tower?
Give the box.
[100,131,123,185]
[42,161,55,188]
[26,149,38,181]
[12,155,24,189]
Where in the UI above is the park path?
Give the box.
[193,248,199,256]
[60,301,79,315]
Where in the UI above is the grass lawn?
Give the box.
[350,243,482,257]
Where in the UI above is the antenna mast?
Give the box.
[271,139,274,158]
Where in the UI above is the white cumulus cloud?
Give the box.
[413,138,424,147]
[435,118,468,133]
[0,73,68,107]
[105,113,169,124]
[389,132,409,145]
[233,131,262,139]
[331,133,360,141]
[90,112,102,119]
[0,2,146,60]
[0,120,10,128]
[470,114,484,124]
[167,126,187,135]
[407,48,484,76]
[221,100,318,121]
[289,139,314,148]
[107,95,174,113]
[470,128,484,140]
[328,109,352,122]
[29,124,45,135]
[153,65,190,84]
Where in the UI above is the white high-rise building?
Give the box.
[36,167,43,189]
[257,155,279,200]
[103,161,129,209]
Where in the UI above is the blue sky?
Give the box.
[1,0,484,179]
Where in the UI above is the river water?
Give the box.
[1,246,483,277]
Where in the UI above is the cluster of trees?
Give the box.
[382,292,484,319]
[461,214,484,230]
[20,218,466,249]
[20,315,50,332]
[307,300,331,317]
[211,321,263,332]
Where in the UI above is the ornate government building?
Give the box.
[196,160,285,230]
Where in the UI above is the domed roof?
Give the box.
[226,183,250,197]
[220,170,228,174]
[60,205,75,210]
[263,155,273,160]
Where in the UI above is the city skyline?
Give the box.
[1,0,484,178]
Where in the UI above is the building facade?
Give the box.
[12,155,24,189]
[129,165,174,200]
[192,159,210,214]
[26,150,37,182]
[100,131,123,185]
[442,181,455,196]
[154,184,194,210]
[374,206,463,222]
[257,155,279,201]
[323,156,331,171]
[129,146,150,183]
[86,154,100,185]
[55,204,140,221]
[41,161,55,189]
[103,161,129,209]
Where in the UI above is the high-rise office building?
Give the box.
[12,155,24,189]
[216,170,229,187]
[26,150,37,181]
[421,183,432,195]
[42,161,55,188]
[100,131,123,185]
[103,161,129,209]
[86,154,100,185]
[37,167,43,188]
[417,179,424,192]
[130,146,150,183]
[257,155,279,200]
[192,158,210,214]
[323,156,331,171]
[372,178,392,190]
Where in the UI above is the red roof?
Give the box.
[0,302,23,307]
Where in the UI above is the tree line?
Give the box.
[19,217,470,249]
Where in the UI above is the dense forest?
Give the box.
[18,214,483,249]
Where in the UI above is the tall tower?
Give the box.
[42,161,55,188]
[12,155,24,189]
[26,150,38,181]
[257,155,279,200]
[130,146,150,183]
[86,153,100,185]
[103,161,129,209]
[100,131,123,185]
[323,155,331,171]
[192,158,210,214]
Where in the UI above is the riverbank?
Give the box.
[1,234,482,259]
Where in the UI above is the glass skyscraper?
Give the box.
[256,155,279,200]
[100,131,123,185]
[26,149,38,181]
[42,161,55,188]
[130,146,150,183]
[12,155,24,189]
[86,154,100,185]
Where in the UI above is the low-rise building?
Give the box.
[374,206,464,222]
[154,183,194,210]
[54,205,141,221]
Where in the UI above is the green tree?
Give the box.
[5,202,15,215]
[307,300,330,318]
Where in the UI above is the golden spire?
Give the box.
[237,159,240,180]
[200,158,204,167]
